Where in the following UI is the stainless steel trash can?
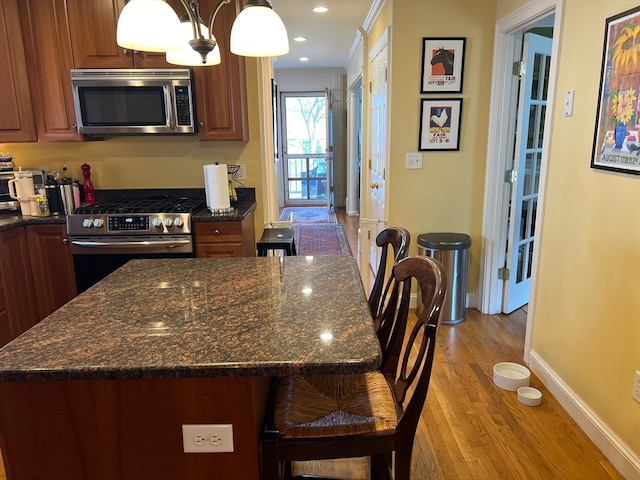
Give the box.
[417,232,471,324]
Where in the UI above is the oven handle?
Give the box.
[71,239,191,249]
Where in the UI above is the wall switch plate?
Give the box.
[633,371,640,404]
[564,90,574,116]
[406,152,423,169]
[235,164,246,181]
[182,424,234,453]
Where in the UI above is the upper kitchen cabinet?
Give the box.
[19,0,82,142]
[194,0,248,141]
[67,0,186,69]
[0,0,37,143]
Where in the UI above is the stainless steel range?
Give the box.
[68,192,205,293]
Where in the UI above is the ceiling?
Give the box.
[269,0,373,70]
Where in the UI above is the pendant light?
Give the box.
[116,0,182,52]
[116,0,289,66]
[166,16,221,66]
[230,0,289,57]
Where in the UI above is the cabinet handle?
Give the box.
[63,238,69,245]
[122,48,129,55]
[199,121,204,127]
[214,229,221,236]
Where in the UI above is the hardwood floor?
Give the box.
[294,208,624,479]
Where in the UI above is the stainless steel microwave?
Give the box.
[70,69,195,135]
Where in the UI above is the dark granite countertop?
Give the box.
[0,257,381,382]
[0,212,66,231]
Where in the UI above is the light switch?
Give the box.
[564,90,574,116]
[406,153,423,169]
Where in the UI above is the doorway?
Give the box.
[280,91,332,206]
[480,0,562,360]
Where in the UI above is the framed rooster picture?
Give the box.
[421,37,466,93]
[419,98,463,151]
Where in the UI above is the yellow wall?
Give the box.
[1,59,266,232]
[525,0,640,455]
[386,0,496,295]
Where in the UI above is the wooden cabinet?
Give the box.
[194,0,248,141]
[0,227,39,344]
[0,268,13,348]
[19,0,82,142]
[0,0,37,143]
[194,213,256,258]
[67,0,194,69]
[26,224,77,321]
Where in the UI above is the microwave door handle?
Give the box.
[166,84,175,129]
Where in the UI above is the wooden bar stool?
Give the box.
[256,227,297,256]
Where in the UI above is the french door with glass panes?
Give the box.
[281,92,330,205]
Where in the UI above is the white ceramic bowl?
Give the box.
[517,386,542,406]
[492,362,531,391]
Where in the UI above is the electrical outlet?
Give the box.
[406,152,423,169]
[182,424,234,453]
[633,371,640,404]
[235,164,246,181]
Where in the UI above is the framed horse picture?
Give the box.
[421,37,466,93]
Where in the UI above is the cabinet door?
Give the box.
[194,0,248,141]
[0,0,37,142]
[67,0,133,68]
[0,273,12,347]
[197,243,245,258]
[26,225,77,320]
[0,227,39,339]
[19,0,82,142]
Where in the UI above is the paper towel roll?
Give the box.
[204,163,231,212]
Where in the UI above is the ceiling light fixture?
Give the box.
[312,6,329,13]
[116,0,289,66]
[293,36,307,42]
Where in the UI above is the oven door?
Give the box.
[71,235,195,294]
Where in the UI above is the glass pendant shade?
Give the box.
[230,6,289,57]
[116,0,181,52]
[166,20,221,66]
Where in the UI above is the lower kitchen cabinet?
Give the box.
[194,213,256,258]
[0,227,39,344]
[26,224,77,321]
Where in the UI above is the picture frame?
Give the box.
[591,5,640,175]
[419,98,463,151]
[420,37,466,94]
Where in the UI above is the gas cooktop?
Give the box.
[73,195,206,215]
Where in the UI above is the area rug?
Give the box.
[293,224,352,256]
[280,207,337,224]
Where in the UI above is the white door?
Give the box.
[325,87,334,210]
[368,30,389,275]
[503,32,552,313]
[281,92,330,205]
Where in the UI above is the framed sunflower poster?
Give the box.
[592,5,640,175]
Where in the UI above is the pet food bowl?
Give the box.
[517,386,542,406]
[492,362,530,391]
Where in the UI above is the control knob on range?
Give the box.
[173,218,184,227]
[152,217,163,228]
[82,218,93,228]
[92,218,104,228]
[163,218,173,227]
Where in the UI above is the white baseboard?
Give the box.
[528,351,640,480]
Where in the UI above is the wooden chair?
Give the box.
[261,255,447,480]
[368,227,410,371]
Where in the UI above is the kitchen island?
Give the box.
[0,256,380,479]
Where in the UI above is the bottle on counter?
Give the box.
[81,163,95,205]
[37,195,50,217]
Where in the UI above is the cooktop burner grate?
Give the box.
[74,196,206,215]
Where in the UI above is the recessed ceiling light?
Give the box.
[299,57,309,62]
[293,36,307,42]
[313,7,329,13]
